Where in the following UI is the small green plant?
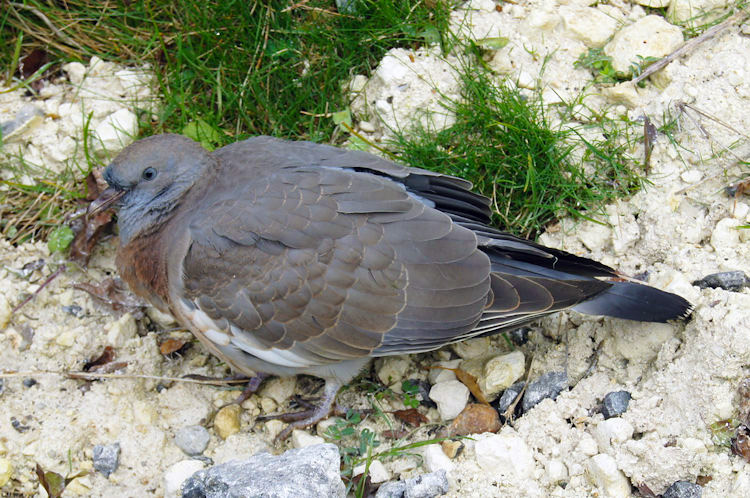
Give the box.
[574,48,619,84]
[401,380,421,409]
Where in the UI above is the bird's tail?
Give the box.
[572,281,693,323]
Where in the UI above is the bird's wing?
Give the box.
[176,164,492,369]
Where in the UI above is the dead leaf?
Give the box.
[159,337,191,357]
[68,209,114,266]
[35,463,87,498]
[83,346,115,371]
[382,429,409,439]
[392,408,429,427]
[20,49,48,78]
[73,278,145,318]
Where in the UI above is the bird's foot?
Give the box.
[230,372,270,405]
[256,380,341,442]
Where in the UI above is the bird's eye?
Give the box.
[142,167,157,181]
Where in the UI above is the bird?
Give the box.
[89,133,692,440]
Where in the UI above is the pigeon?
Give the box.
[89,134,692,439]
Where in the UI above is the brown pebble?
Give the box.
[443,403,500,437]
[441,439,465,459]
[214,404,242,439]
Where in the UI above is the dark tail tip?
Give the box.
[572,281,693,323]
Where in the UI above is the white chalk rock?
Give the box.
[668,0,728,24]
[475,432,535,479]
[429,380,469,420]
[587,454,631,498]
[259,376,297,405]
[291,430,325,449]
[561,7,619,48]
[163,459,205,497]
[421,444,454,473]
[604,15,683,75]
[481,351,526,400]
[593,418,634,453]
[375,356,411,385]
[353,459,390,483]
[711,218,741,251]
[93,108,138,154]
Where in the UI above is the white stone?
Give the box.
[593,418,634,453]
[451,336,491,359]
[680,169,703,183]
[526,10,560,31]
[604,15,684,75]
[63,62,87,85]
[587,454,631,498]
[0,294,11,329]
[358,120,375,133]
[259,376,296,404]
[55,329,77,347]
[291,430,325,449]
[428,359,461,384]
[316,417,342,437]
[481,351,526,400]
[602,82,640,108]
[353,460,390,483]
[545,459,568,484]
[92,108,138,154]
[635,0,670,6]
[516,71,536,90]
[163,459,204,497]
[711,218,741,251]
[576,434,600,457]
[475,433,535,479]
[668,0,728,24]
[429,380,469,420]
[147,307,177,327]
[107,312,137,347]
[375,356,411,385]
[421,444,454,473]
[561,7,619,48]
[578,221,611,251]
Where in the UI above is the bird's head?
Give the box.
[89,133,215,244]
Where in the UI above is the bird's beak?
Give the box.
[88,187,126,217]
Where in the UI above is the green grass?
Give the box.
[390,64,645,238]
[1,1,648,242]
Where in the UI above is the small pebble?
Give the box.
[376,480,407,498]
[174,425,210,456]
[692,271,749,292]
[376,356,411,385]
[291,429,325,449]
[440,440,464,459]
[602,391,631,419]
[353,459,390,483]
[497,381,525,416]
[662,480,703,498]
[443,403,500,437]
[62,304,85,318]
[587,454,629,498]
[475,433,535,478]
[429,380,469,420]
[0,458,12,487]
[481,351,525,399]
[420,444,453,473]
[93,442,121,477]
[404,469,450,498]
[164,459,205,496]
[509,327,530,345]
[522,371,567,412]
[214,404,242,439]
[22,378,37,388]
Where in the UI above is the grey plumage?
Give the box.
[92,133,692,439]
